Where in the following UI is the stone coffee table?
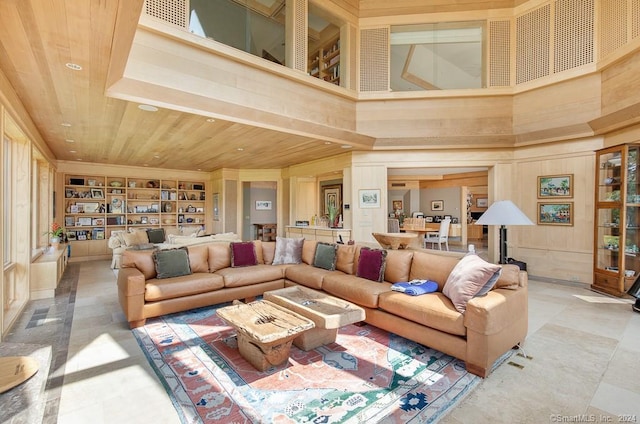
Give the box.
[217,300,314,371]
[263,286,366,351]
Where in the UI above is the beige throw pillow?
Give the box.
[443,254,502,313]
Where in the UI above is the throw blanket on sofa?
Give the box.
[391,280,438,296]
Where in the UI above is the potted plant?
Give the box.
[327,203,339,228]
[45,222,65,249]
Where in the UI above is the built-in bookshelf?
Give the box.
[62,174,206,260]
[308,34,340,86]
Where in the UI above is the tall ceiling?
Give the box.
[0,0,510,172]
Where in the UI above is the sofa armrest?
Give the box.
[117,267,147,327]
[464,285,528,336]
[518,270,528,288]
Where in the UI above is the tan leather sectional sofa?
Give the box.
[117,239,528,377]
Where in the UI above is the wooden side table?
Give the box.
[254,223,277,241]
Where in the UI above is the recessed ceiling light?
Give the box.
[237,147,244,151]
[143,164,149,167]
[153,154,161,159]
[138,104,158,112]
[324,141,332,145]
[65,63,82,71]
[341,144,352,149]
[76,158,82,161]
[69,150,77,153]
[206,118,216,122]
[65,139,75,143]
[197,168,202,171]
[61,122,72,127]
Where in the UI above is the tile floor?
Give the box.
[1,257,640,424]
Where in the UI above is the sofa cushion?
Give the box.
[230,242,258,267]
[494,264,521,290]
[216,264,285,288]
[153,247,192,279]
[409,251,460,291]
[356,247,387,282]
[384,249,414,283]
[181,226,203,237]
[262,241,276,265]
[301,240,318,265]
[322,273,392,309]
[285,264,341,289]
[313,242,338,270]
[443,254,502,313]
[144,273,225,302]
[108,230,127,249]
[252,240,265,264]
[378,291,466,336]
[123,229,149,247]
[335,244,357,274]
[128,243,155,250]
[208,242,232,272]
[122,249,157,279]
[146,228,165,244]
[186,244,210,274]
[272,237,304,265]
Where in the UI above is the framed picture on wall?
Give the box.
[431,200,444,211]
[476,198,488,208]
[538,174,573,198]
[537,202,573,226]
[359,189,380,208]
[256,200,272,210]
[392,200,403,211]
[322,185,342,215]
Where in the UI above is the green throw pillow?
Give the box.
[313,242,338,271]
[153,247,192,279]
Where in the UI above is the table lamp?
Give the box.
[475,200,534,264]
[627,276,640,313]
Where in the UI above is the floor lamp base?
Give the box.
[499,226,507,265]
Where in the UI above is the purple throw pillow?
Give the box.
[230,242,258,267]
[357,247,387,282]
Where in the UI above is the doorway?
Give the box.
[242,181,277,240]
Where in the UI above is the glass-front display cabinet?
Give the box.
[593,143,640,296]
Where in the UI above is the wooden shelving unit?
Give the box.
[592,143,640,297]
[308,34,340,86]
[62,174,206,260]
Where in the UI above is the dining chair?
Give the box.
[387,218,400,233]
[424,218,451,250]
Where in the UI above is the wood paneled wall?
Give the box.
[116,24,373,150]
[513,74,601,144]
[358,0,516,18]
[511,138,600,283]
[358,95,515,148]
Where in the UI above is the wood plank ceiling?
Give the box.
[0,0,508,172]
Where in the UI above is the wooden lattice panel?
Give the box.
[599,0,628,58]
[359,27,389,92]
[516,4,551,84]
[143,0,188,29]
[554,0,594,73]
[632,0,640,39]
[489,20,511,87]
[293,0,307,72]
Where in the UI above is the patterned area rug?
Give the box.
[133,304,504,423]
